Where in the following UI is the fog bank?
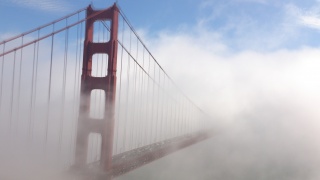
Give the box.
[117,29,320,179]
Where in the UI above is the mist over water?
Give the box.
[116,30,320,179]
[2,8,320,180]
[117,86,320,180]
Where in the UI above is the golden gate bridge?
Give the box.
[0,3,213,179]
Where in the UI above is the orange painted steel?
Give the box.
[75,3,119,172]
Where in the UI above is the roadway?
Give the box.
[116,122,320,180]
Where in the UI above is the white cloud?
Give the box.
[117,25,320,179]
[300,15,320,29]
[286,3,320,30]
[234,0,267,4]
[5,0,71,12]
[146,26,320,126]
[198,1,310,51]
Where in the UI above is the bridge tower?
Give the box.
[75,3,119,172]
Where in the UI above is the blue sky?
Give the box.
[1,0,320,51]
[1,0,320,117]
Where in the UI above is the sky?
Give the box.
[3,0,320,111]
[1,0,320,51]
[2,0,320,179]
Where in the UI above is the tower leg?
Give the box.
[74,3,119,173]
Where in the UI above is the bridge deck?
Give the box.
[70,131,212,179]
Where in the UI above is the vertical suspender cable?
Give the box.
[31,30,40,140]
[181,97,185,135]
[172,85,175,137]
[9,50,17,132]
[193,104,196,132]
[16,36,24,133]
[130,44,135,149]
[133,39,139,148]
[176,93,179,137]
[130,37,138,149]
[181,98,184,135]
[160,72,165,140]
[45,23,55,150]
[151,60,155,142]
[123,30,132,152]
[137,64,142,146]
[158,71,162,141]
[0,43,5,116]
[72,19,84,163]
[181,98,185,135]
[70,12,80,165]
[189,102,192,133]
[184,99,187,134]
[166,76,171,139]
[189,102,191,133]
[176,95,180,136]
[137,52,142,146]
[136,52,142,146]
[169,82,173,138]
[29,41,37,138]
[157,68,163,141]
[186,100,189,135]
[130,55,136,148]
[179,95,183,135]
[174,91,179,137]
[187,103,191,134]
[156,67,161,141]
[138,45,143,146]
[162,74,167,140]
[115,18,125,154]
[139,48,145,145]
[168,81,171,138]
[146,53,151,144]
[59,18,69,154]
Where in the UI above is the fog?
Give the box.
[117,29,320,179]
[1,9,320,180]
